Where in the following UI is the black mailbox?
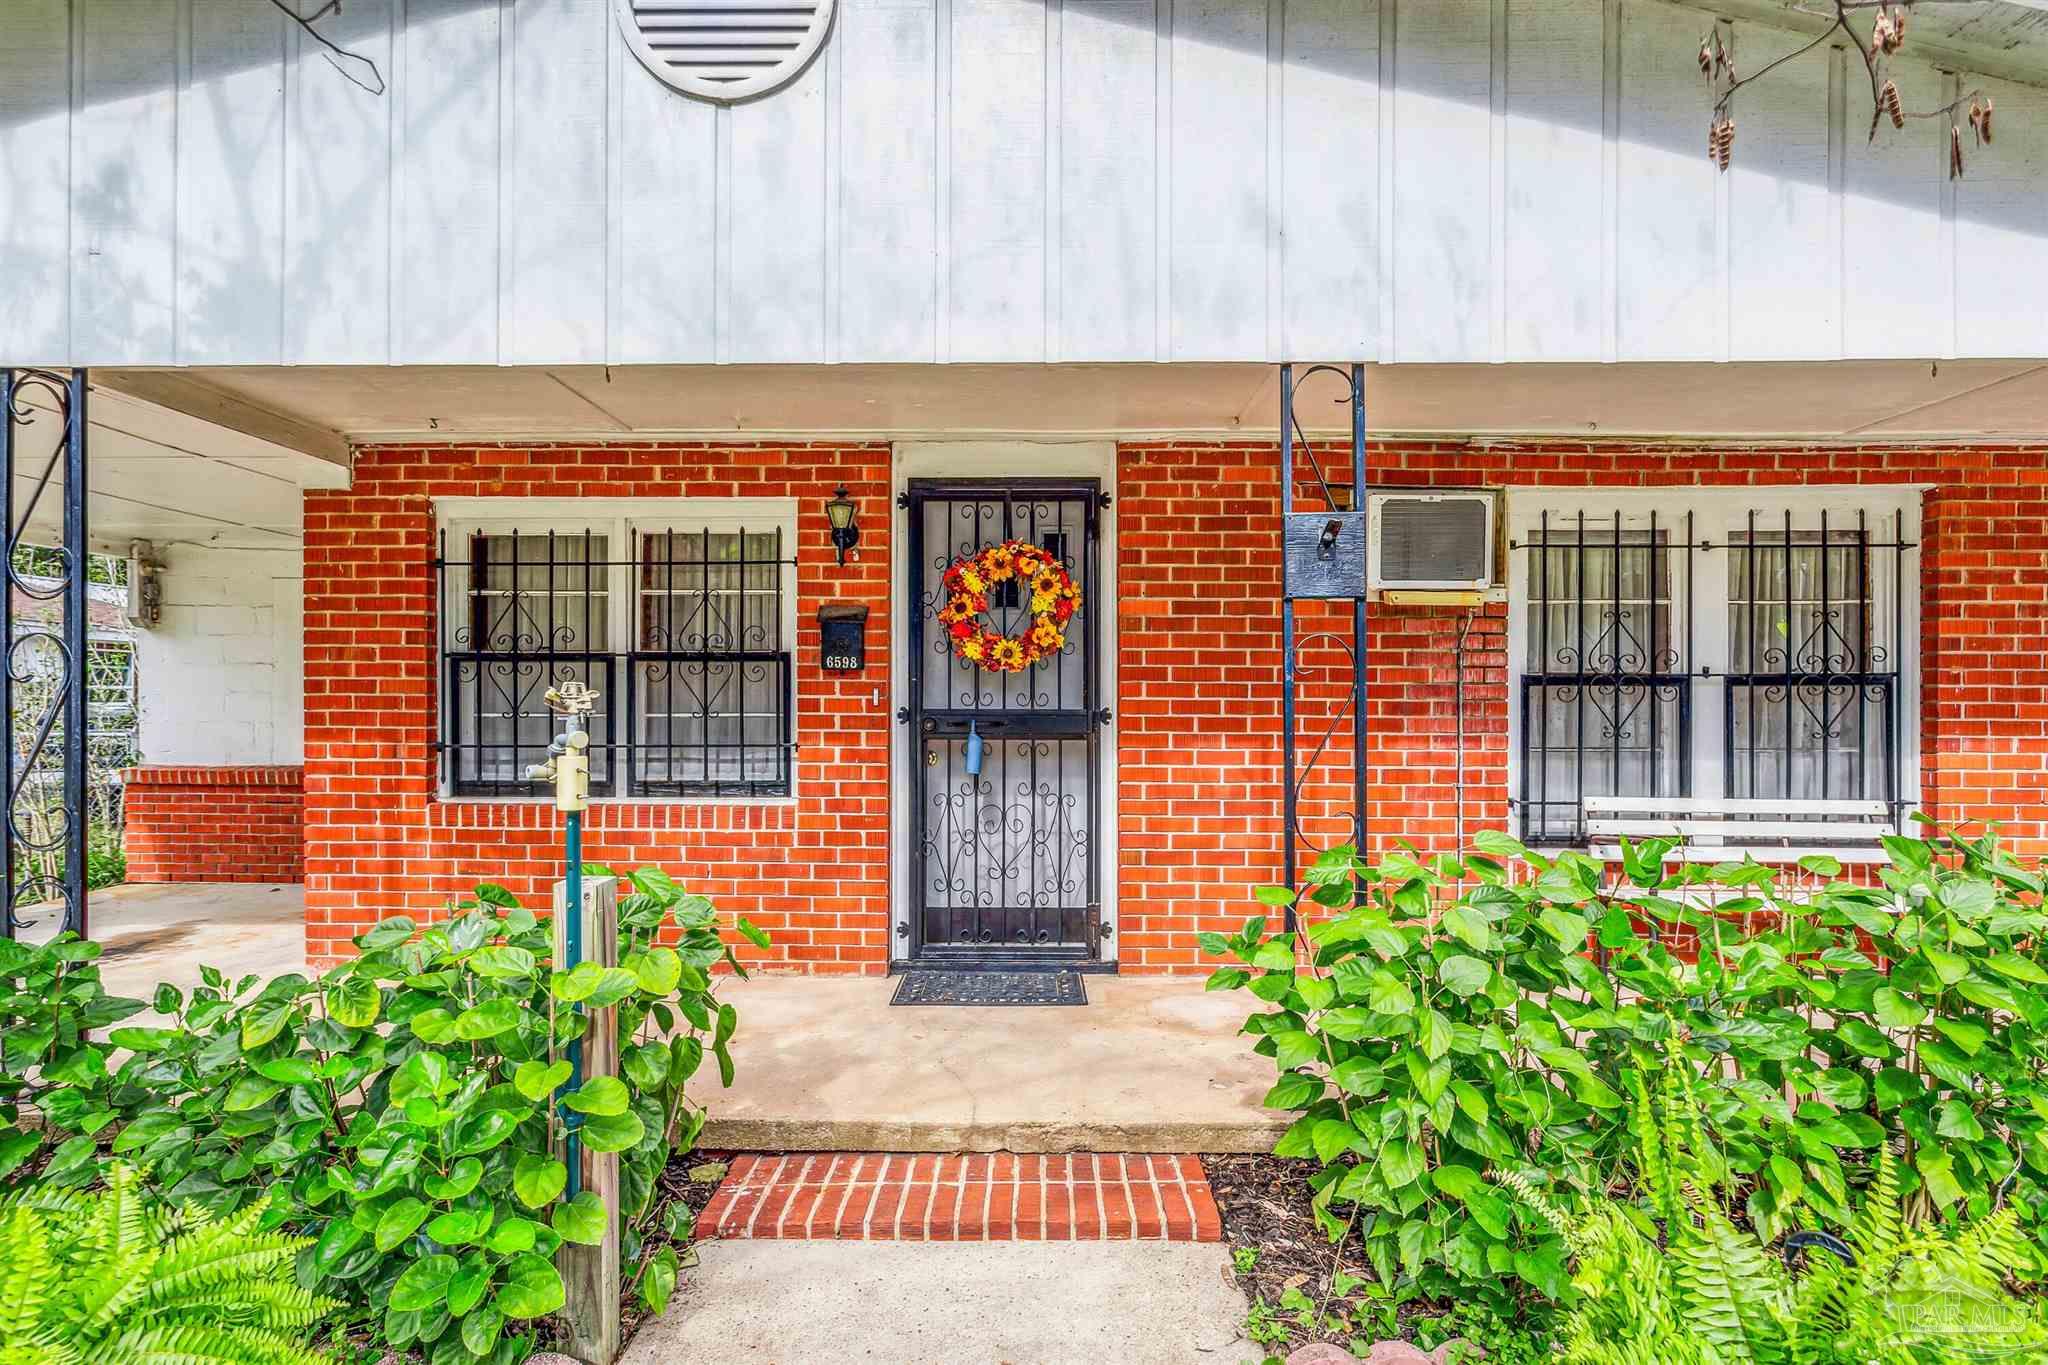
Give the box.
[818,602,868,672]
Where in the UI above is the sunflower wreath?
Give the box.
[936,539,1083,673]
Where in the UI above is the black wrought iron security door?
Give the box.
[904,480,1105,961]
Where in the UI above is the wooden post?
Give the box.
[552,874,621,1365]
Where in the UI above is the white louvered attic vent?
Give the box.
[616,0,837,104]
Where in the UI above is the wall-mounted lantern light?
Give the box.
[825,486,861,564]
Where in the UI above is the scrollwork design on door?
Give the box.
[919,739,1090,944]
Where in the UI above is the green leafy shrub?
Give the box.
[1514,1064,2048,1364]
[0,934,148,1184]
[1206,823,2048,1311]
[1202,840,1634,1306]
[86,827,127,890]
[5,866,760,1364]
[1604,823,2048,1246]
[0,1161,335,1364]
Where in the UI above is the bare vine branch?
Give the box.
[1698,0,1993,178]
[267,0,387,97]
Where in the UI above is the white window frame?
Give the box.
[1504,485,1923,847]
[435,497,800,803]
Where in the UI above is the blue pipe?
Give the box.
[564,807,584,1200]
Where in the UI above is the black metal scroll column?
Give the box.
[1280,375,1297,921]
[1350,370,1368,875]
[2,368,90,940]
[1279,362,1367,933]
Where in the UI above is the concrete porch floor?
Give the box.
[19,882,307,1003]
[18,890,1284,1154]
[691,975,1286,1154]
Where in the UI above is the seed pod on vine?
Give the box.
[1951,124,1965,179]
[1889,4,1906,52]
[1709,116,1735,171]
[1882,79,1904,130]
[1869,12,1891,58]
[1978,97,1994,145]
[1699,35,1713,77]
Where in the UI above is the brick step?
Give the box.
[698,1152,1224,1243]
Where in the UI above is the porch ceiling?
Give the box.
[9,375,347,555]
[96,359,2048,446]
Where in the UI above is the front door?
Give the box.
[904,479,1105,962]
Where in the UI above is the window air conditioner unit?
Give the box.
[1367,492,1498,592]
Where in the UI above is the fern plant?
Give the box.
[0,1163,333,1365]
[1508,1064,2048,1365]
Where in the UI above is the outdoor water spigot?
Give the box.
[530,682,596,813]
[544,731,590,813]
[531,680,601,1197]
[964,720,984,778]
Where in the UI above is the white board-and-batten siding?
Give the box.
[2,0,2044,368]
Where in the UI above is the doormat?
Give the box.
[889,970,1087,1007]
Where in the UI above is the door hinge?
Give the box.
[896,706,912,724]
[896,491,912,509]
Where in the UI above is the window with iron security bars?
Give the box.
[1510,493,1916,846]
[435,510,796,799]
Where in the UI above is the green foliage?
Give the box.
[1407,1301,1552,1365]
[1638,823,2048,1247]
[10,544,127,587]
[0,934,149,1185]
[86,826,127,890]
[1205,823,2048,1314]
[1203,839,1631,1308]
[0,1161,334,1364]
[1527,1063,2048,1365]
[1237,1268,1551,1363]
[5,868,763,1365]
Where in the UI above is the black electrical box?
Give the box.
[818,602,868,672]
[1283,511,1367,600]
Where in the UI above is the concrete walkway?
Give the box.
[19,882,307,1002]
[620,1239,1255,1365]
[692,975,1284,1154]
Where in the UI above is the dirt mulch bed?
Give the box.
[1204,1152,1508,1361]
[1203,1152,1375,1327]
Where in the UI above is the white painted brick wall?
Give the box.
[135,546,302,765]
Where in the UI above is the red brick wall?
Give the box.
[123,765,305,883]
[303,443,892,969]
[302,437,2047,974]
[1115,439,2048,971]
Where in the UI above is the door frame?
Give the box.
[889,442,1119,969]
